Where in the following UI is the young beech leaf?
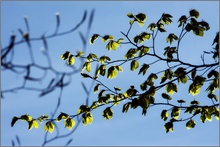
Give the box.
[130,60,139,71]
[61,51,70,60]
[11,116,19,127]
[90,34,99,44]
[56,112,69,122]
[116,65,123,72]
[107,66,118,79]
[102,107,113,120]
[127,13,134,18]
[189,9,200,18]
[138,64,149,75]
[164,122,173,133]
[162,93,172,100]
[171,107,180,119]
[186,119,196,130]
[67,54,74,65]
[161,110,168,121]
[44,121,55,133]
[64,118,75,130]
[94,84,100,93]
[102,35,114,42]
[28,120,39,130]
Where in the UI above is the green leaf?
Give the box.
[130,60,139,71]
[11,116,19,127]
[178,15,187,27]
[135,13,146,26]
[114,86,122,91]
[37,115,49,124]
[94,84,100,93]
[193,26,205,36]
[171,107,180,119]
[116,65,123,72]
[78,105,90,114]
[56,112,69,122]
[90,102,98,109]
[190,100,200,105]
[61,51,70,60]
[28,120,39,130]
[185,23,192,32]
[107,66,118,79]
[102,35,114,42]
[82,62,91,72]
[161,110,168,121]
[90,34,99,44]
[106,40,120,51]
[67,54,74,65]
[64,118,75,130]
[76,51,84,58]
[124,48,138,59]
[20,114,32,122]
[177,99,186,103]
[147,23,156,31]
[44,121,55,133]
[166,33,178,44]
[113,96,120,106]
[191,68,196,80]
[98,65,106,76]
[162,93,172,100]
[127,13,134,18]
[166,83,177,95]
[138,46,149,56]
[122,102,131,113]
[164,122,173,133]
[81,73,91,78]
[138,64,149,75]
[82,113,93,126]
[189,9,199,18]
[102,107,113,120]
[99,56,111,64]
[186,119,196,130]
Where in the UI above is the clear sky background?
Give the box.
[1,1,219,146]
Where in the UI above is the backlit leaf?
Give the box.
[11,116,19,127]
[130,60,139,71]
[90,34,99,44]
[161,110,168,121]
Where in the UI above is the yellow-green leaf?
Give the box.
[67,54,75,65]
[11,116,19,127]
[130,60,139,71]
[44,121,55,133]
[90,34,99,44]
[107,66,118,79]
[64,118,75,130]
[161,110,168,121]
[61,51,70,60]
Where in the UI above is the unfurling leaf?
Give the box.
[130,60,139,71]
[102,35,114,42]
[107,66,118,79]
[11,116,19,127]
[94,84,100,93]
[164,122,173,133]
[166,83,178,95]
[186,119,196,130]
[67,54,74,65]
[82,113,93,126]
[161,110,168,121]
[90,34,99,44]
[64,118,75,130]
[138,64,149,75]
[162,93,172,101]
[171,107,180,119]
[189,9,200,18]
[44,121,55,133]
[127,13,134,18]
[61,51,70,60]
[56,112,69,122]
[28,120,39,130]
[122,102,131,113]
[102,107,113,120]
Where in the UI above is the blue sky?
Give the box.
[1,1,219,146]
